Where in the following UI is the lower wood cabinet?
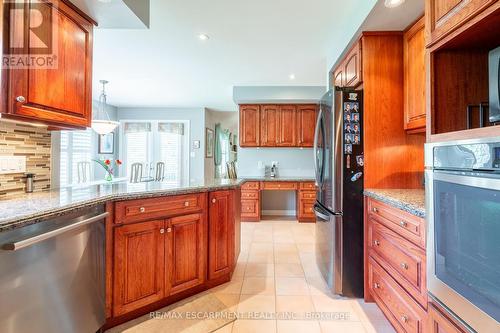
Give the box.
[167,213,206,296]
[208,191,235,280]
[113,220,165,317]
[428,302,468,333]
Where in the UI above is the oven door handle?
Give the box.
[433,171,500,190]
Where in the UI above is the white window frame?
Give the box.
[119,120,190,184]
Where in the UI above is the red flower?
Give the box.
[116,159,122,165]
[104,159,111,165]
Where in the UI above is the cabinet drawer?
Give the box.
[241,190,259,200]
[115,194,205,224]
[241,181,260,190]
[241,200,259,216]
[369,220,427,307]
[299,191,316,200]
[262,182,297,190]
[299,182,316,190]
[368,198,425,248]
[299,199,315,216]
[369,257,427,333]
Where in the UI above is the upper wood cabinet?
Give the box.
[404,17,426,133]
[1,0,95,129]
[332,39,362,88]
[425,0,497,46]
[239,105,260,147]
[208,190,235,280]
[297,105,318,147]
[260,105,279,146]
[277,105,297,146]
[239,104,317,148]
[333,67,344,87]
[113,220,165,317]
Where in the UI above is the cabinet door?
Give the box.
[208,191,235,280]
[113,220,165,316]
[343,41,362,87]
[404,17,426,132]
[428,303,467,333]
[277,105,297,146]
[297,105,318,147]
[239,105,260,147]
[166,213,206,295]
[260,105,279,146]
[425,0,496,46]
[333,67,344,87]
[4,0,93,128]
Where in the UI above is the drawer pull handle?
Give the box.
[373,282,380,289]
[372,207,378,213]
[184,201,190,207]
[400,263,409,270]
[16,96,26,103]
[401,315,409,323]
[139,207,146,213]
[167,227,172,233]
[160,228,165,234]
[373,240,380,246]
[399,221,408,227]
[212,198,216,203]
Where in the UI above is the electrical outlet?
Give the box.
[0,156,26,174]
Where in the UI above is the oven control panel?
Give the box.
[434,143,500,171]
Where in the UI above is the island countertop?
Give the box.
[0,179,243,232]
[363,188,425,218]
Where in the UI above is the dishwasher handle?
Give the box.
[2,212,109,251]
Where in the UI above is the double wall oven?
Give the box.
[426,137,500,332]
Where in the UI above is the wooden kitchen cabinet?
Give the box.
[113,220,165,317]
[297,105,318,147]
[404,17,426,133]
[166,213,207,296]
[425,0,496,46]
[260,105,279,146]
[343,41,362,87]
[333,67,344,87]
[1,0,94,129]
[277,105,298,146]
[428,302,468,333]
[239,105,260,147]
[208,191,235,280]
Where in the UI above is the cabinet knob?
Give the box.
[373,240,380,246]
[160,228,165,234]
[372,207,378,213]
[16,96,26,103]
[184,201,189,207]
[400,262,409,270]
[373,282,380,289]
[401,315,409,323]
[399,220,408,227]
[212,198,216,203]
[167,227,172,233]
[139,207,145,213]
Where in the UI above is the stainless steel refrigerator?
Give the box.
[313,87,364,298]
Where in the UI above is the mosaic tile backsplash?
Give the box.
[0,121,51,197]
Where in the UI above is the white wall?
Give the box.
[117,107,205,183]
[238,148,314,178]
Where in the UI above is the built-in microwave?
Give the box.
[425,138,500,333]
[489,46,500,123]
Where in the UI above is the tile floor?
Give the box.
[210,219,396,333]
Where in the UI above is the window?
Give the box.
[121,120,189,186]
[59,129,93,187]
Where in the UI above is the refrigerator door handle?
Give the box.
[313,108,322,186]
[313,202,342,221]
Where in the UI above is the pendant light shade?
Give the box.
[92,80,119,135]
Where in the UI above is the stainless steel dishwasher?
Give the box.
[0,205,107,333]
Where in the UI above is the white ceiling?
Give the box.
[92,0,379,111]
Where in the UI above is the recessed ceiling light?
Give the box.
[198,34,210,41]
[384,0,405,8]
[289,74,295,80]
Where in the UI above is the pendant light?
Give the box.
[91,80,119,135]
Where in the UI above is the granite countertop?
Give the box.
[243,176,315,182]
[0,179,244,232]
[363,189,425,218]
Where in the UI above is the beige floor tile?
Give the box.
[352,300,387,323]
[237,251,249,263]
[237,294,276,314]
[274,243,298,252]
[275,277,310,296]
[301,258,323,278]
[250,242,274,252]
[277,320,321,333]
[233,262,246,277]
[306,276,331,296]
[248,252,275,263]
[212,293,241,312]
[213,322,234,333]
[275,295,315,319]
[211,279,243,295]
[245,263,275,277]
[252,231,273,242]
[232,320,276,333]
[274,251,301,264]
[319,321,367,333]
[362,320,396,333]
[275,263,305,277]
[241,277,276,295]
[296,242,315,253]
[311,295,360,321]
